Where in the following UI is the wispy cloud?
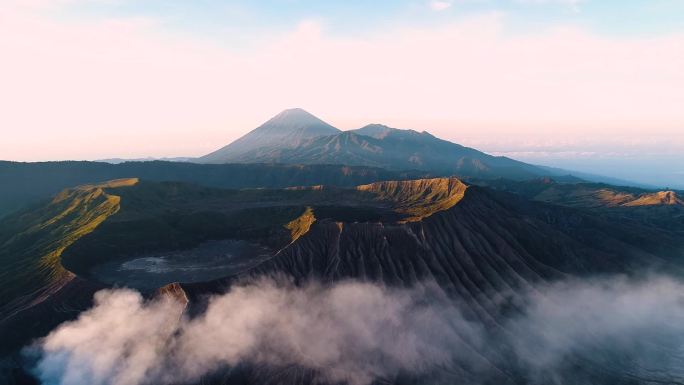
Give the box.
[515,0,586,12]
[429,0,452,11]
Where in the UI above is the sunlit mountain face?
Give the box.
[2,1,684,384]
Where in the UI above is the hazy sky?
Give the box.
[1,0,683,186]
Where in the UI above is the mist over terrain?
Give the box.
[30,275,684,385]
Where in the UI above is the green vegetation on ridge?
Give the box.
[0,178,138,320]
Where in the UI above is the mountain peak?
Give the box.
[199,109,340,163]
[353,124,395,139]
[353,124,436,140]
[256,108,340,138]
[266,108,335,128]
[272,107,315,119]
[277,107,311,114]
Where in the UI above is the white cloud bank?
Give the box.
[31,280,479,385]
[28,275,684,385]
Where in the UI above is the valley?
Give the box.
[90,239,273,290]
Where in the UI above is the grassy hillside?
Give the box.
[0,179,138,321]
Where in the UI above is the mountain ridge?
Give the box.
[198,109,552,180]
[0,161,434,219]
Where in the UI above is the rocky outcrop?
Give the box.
[625,190,683,206]
[155,282,190,307]
[357,177,467,221]
[285,207,316,242]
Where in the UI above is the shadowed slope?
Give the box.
[246,185,683,297]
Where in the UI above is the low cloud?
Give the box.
[32,290,184,385]
[30,279,481,385]
[28,275,684,385]
[509,276,684,381]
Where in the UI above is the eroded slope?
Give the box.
[356,178,467,221]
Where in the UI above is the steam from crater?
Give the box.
[29,275,684,385]
[30,279,481,385]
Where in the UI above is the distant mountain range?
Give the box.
[0,109,660,219]
[90,108,650,187]
[198,108,551,180]
[97,156,193,164]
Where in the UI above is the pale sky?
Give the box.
[1,0,683,186]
